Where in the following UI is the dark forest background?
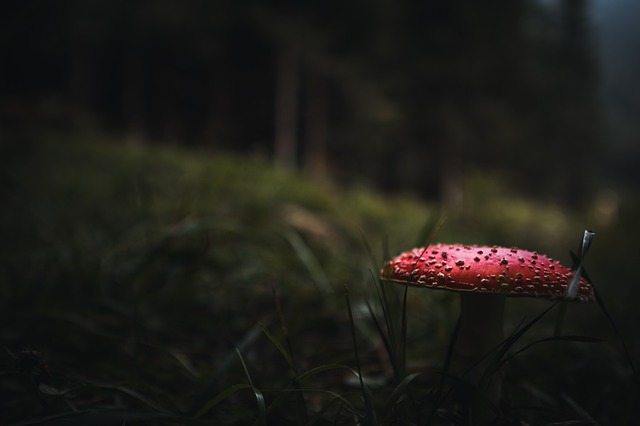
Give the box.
[3,0,629,207]
[3,1,640,424]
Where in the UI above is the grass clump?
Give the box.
[0,135,435,424]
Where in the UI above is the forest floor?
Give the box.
[1,134,639,425]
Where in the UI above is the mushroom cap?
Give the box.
[380,244,595,302]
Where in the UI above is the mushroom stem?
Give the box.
[456,293,505,359]
[451,293,505,418]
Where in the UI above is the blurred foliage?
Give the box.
[0,136,638,424]
[0,0,607,205]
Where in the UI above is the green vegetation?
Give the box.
[1,136,638,425]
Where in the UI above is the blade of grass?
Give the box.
[478,301,561,384]
[345,286,377,425]
[261,290,309,424]
[360,231,380,272]
[304,393,350,426]
[561,392,600,425]
[282,228,332,296]
[565,230,595,299]
[369,273,409,383]
[273,287,298,372]
[593,286,640,399]
[501,335,601,366]
[397,284,409,382]
[365,297,394,372]
[371,271,393,349]
[236,348,267,426]
[73,377,169,414]
[257,321,295,371]
[293,363,361,383]
[193,384,251,419]
[414,213,446,248]
[569,247,640,399]
[381,234,390,267]
[271,388,361,420]
[426,317,462,425]
[189,320,266,415]
[380,371,422,421]
[365,275,407,383]
[553,300,569,336]
[263,362,367,422]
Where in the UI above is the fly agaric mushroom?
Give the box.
[380,242,595,415]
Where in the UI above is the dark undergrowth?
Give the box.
[1,134,639,425]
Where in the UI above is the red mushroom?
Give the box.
[380,242,595,416]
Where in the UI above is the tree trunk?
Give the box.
[123,3,146,145]
[274,48,300,168]
[204,57,232,148]
[68,12,94,131]
[304,72,328,178]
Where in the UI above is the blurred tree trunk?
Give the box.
[123,3,147,145]
[69,40,94,130]
[123,48,146,144]
[557,0,600,207]
[439,102,467,213]
[303,72,328,178]
[274,48,300,168]
[68,3,96,131]
[204,58,232,147]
